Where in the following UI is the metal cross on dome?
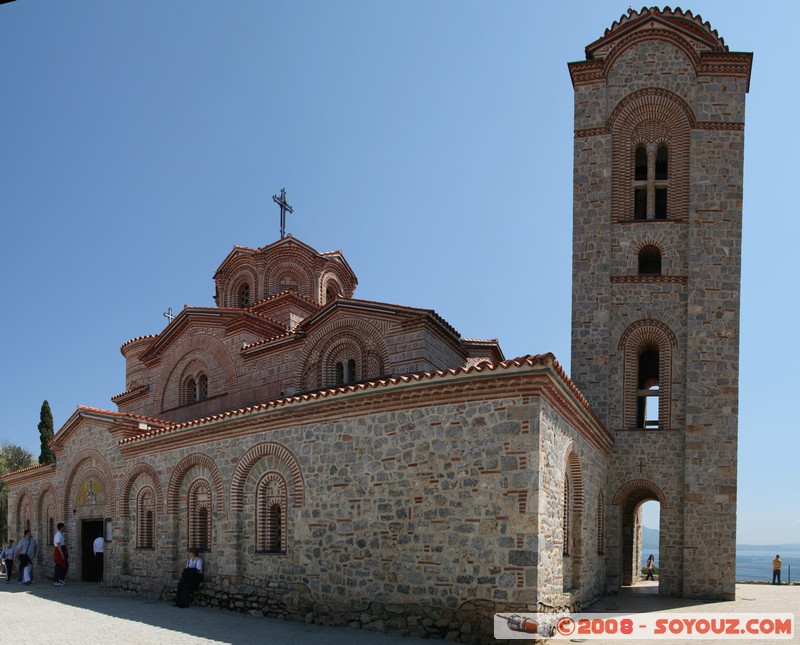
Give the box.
[273,187,294,239]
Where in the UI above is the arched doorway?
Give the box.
[611,479,666,588]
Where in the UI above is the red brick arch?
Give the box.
[153,333,238,412]
[120,462,165,517]
[618,319,678,430]
[36,482,59,524]
[265,260,313,299]
[563,445,585,513]
[167,453,224,515]
[611,478,668,508]
[230,442,305,512]
[226,266,260,307]
[15,489,33,532]
[298,317,389,392]
[609,88,694,223]
[62,449,115,519]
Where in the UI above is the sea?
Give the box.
[640,542,800,583]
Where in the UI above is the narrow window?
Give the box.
[597,494,605,555]
[198,374,208,401]
[335,361,344,386]
[636,348,660,429]
[257,473,287,554]
[189,480,212,552]
[325,286,338,304]
[137,487,155,549]
[638,245,662,275]
[346,359,356,384]
[634,188,647,220]
[268,504,282,552]
[186,379,197,404]
[635,146,648,181]
[655,188,668,219]
[238,283,250,307]
[655,145,668,180]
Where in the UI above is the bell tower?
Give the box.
[568,8,751,599]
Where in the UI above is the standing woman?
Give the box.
[174,547,203,608]
[645,554,655,580]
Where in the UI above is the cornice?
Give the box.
[611,275,688,285]
[118,355,612,458]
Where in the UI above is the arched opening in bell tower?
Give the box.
[612,480,667,593]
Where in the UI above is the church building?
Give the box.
[3,8,751,642]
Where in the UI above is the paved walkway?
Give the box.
[0,579,429,645]
[581,581,800,644]
[0,578,797,644]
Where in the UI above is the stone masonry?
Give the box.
[569,7,750,599]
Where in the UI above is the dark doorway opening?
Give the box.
[81,519,103,582]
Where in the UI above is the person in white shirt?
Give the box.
[53,523,68,586]
[93,535,104,582]
[175,547,204,608]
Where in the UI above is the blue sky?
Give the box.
[0,1,796,545]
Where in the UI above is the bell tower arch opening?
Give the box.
[612,479,667,590]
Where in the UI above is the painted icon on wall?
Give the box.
[77,476,105,507]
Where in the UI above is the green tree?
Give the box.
[0,442,35,544]
[38,400,55,465]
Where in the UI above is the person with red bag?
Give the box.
[53,523,68,586]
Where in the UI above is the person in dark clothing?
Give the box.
[175,548,203,608]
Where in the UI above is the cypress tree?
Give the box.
[38,400,56,464]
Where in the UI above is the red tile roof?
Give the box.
[118,354,608,446]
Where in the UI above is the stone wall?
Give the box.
[5,364,610,644]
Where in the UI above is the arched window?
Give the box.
[637,348,660,429]
[257,473,287,554]
[325,286,338,304]
[188,480,212,552]
[638,245,662,275]
[137,487,155,549]
[620,320,676,431]
[333,359,357,386]
[632,144,669,220]
[238,283,250,308]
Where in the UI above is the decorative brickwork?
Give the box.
[120,462,165,518]
[618,319,677,430]
[571,7,749,600]
[167,453,225,515]
[230,441,305,512]
[610,88,692,223]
